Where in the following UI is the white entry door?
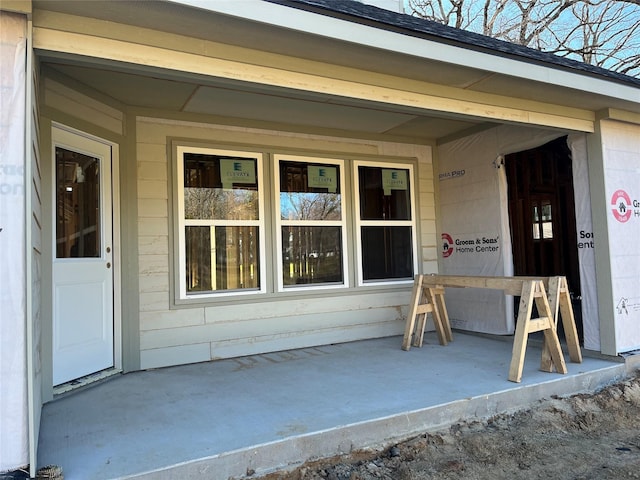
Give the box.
[52,126,114,386]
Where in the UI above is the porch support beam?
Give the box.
[33,27,595,133]
[597,108,640,126]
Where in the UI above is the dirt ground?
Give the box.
[257,373,640,480]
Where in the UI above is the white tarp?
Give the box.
[600,120,640,353]
[437,125,591,336]
[568,134,599,351]
[0,11,28,472]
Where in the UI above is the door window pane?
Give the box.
[532,202,553,240]
[532,205,540,239]
[56,147,100,258]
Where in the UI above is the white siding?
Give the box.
[137,117,437,369]
[29,51,43,478]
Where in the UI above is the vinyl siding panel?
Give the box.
[209,320,401,361]
[138,198,167,218]
[29,50,43,478]
[140,304,405,353]
[139,291,170,313]
[138,180,169,199]
[138,254,169,275]
[139,272,170,294]
[138,234,169,255]
[140,308,206,332]
[140,343,212,370]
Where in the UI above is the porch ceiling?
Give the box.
[43,61,487,143]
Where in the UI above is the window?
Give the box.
[355,161,417,285]
[532,201,553,240]
[176,147,265,298]
[275,155,347,290]
[55,147,100,258]
[175,145,419,301]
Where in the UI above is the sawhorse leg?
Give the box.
[429,286,452,344]
[541,276,582,372]
[509,280,567,383]
[402,275,427,350]
[414,286,450,347]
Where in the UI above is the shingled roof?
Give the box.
[265,0,640,88]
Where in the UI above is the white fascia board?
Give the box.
[167,0,639,104]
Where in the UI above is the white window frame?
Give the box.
[353,160,418,287]
[176,146,266,299]
[274,154,349,292]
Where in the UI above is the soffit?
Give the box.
[42,61,482,143]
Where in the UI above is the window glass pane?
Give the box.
[533,224,541,240]
[185,225,260,293]
[532,205,540,239]
[56,147,100,258]
[532,202,553,240]
[279,161,341,220]
[542,203,553,239]
[184,153,258,220]
[361,226,413,280]
[358,166,411,220]
[282,226,343,286]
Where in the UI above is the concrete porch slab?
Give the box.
[37,333,633,480]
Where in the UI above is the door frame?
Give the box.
[505,136,583,340]
[50,122,122,392]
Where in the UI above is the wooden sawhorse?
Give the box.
[402,275,582,383]
[541,276,582,370]
[402,274,451,350]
